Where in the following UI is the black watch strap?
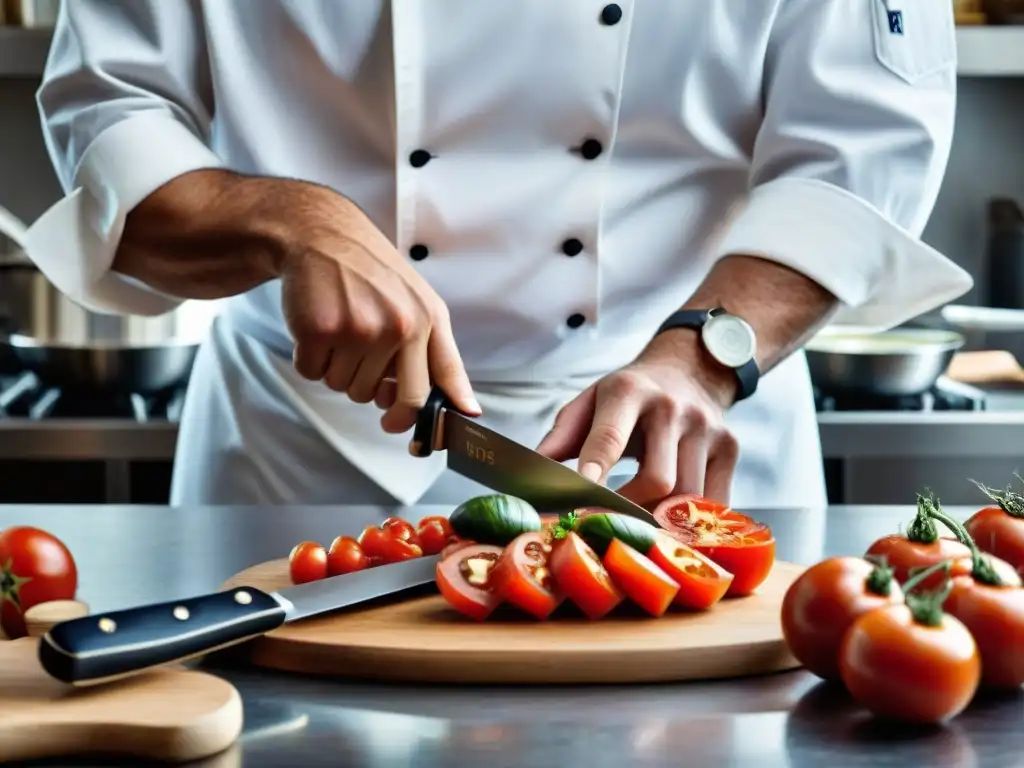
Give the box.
[656,309,760,402]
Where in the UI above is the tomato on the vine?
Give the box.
[327,536,368,576]
[289,541,328,585]
[781,556,904,681]
[0,526,78,639]
[490,532,563,620]
[652,494,775,596]
[436,543,504,621]
[964,482,1024,578]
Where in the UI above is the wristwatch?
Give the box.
[655,308,760,402]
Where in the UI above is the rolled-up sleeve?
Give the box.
[714,0,971,330]
[27,0,225,316]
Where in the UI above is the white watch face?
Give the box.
[702,314,756,368]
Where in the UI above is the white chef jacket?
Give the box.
[25,0,971,507]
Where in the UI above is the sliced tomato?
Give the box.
[548,531,624,619]
[289,541,328,584]
[602,538,679,617]
[652,494,774,596]
[441,538,475,559]
[382,516,420,546]
[377,535,423,564]
[327,536,368,576]
[435,543,504,621]
[416,519,451,556]
[358,526,392,559]
[646,535,733,610]
[489,532,563,620]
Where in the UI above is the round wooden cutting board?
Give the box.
[0,637,243,764]
[220,559,805,684]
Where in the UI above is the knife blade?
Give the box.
[38,554,440,686]
[442,410,658,526]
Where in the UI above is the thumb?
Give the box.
[536,388,596,462]
[427,327,481,416]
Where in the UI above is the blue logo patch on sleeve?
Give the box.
[887,10,904,34]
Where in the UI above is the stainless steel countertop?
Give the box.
[0,503,1019,767]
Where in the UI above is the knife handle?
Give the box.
[410,386,455,457]
[38,587,287,685]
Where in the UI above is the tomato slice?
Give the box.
[646,535,733,610]
[289,541,328,584]
[548,531,624,619]
[602,538,679,617]
[436,543,504,621]
[696,538,776,597]
[441,538,475,559]
[416,520,451,556]
[489,532,563,620]
[382,516,420,546]
[653,494,772,546]
[327,536,368,576]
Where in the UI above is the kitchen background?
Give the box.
[0,2,1023,506]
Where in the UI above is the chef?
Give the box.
[25,1,970,509]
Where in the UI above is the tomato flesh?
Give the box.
[865,534,972,588]
[944,576,1024,689]
[327,536,368,576]
[646,536,733,610]
[436,543,504,621]
[441,538,474,559]
[966,507,1024,579]
[548,532,624,620]
[602,539,679,617]
[838,604,980,724]
[0,526,78,639]
[780,556,904,681]
[289,541,328,585]
[490,532,563,619]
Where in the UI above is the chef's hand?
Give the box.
[536,337,739,506]
[280,193,481,432]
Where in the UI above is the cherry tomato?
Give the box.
[652,494,775,596]
[839,603,980,724]
[0,526,78,639]
[377,535,423,564]
[289,541,328,585]
[416,520,451,556]
[780,556,904,681]
[602,538,679,617]
[865,534,971,589]
[489,532,563,620]
[418,515,453,538]
[646,535,734,610]
[944,575,1024,689]
[965,488,1024,578]
[358,526,392,559]
[327,536,368,576]
[382,516,419,546]
[435,543,504,621]
[548,531,624,619]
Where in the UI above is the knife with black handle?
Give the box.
[39,554,440,685]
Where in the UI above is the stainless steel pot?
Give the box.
[0,204,218,393]
[805,328,966,397]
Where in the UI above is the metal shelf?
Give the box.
[2,25,1024,79]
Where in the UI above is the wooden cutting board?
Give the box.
[219,559,805,684]
[0,637,243,764]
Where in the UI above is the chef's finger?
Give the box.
[575,391,643,483]
[703,430,740,505]
[348,346,398,404]
[374,378,397,410]
[674,413,710,496]
[613,415,680,506]
[535,387,597,462]
[428,324,482,416]
[381,336,431,434]
[293,339,333,381]
[323,346,365,393]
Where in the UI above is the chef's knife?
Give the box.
[410,387,657,525]
[38,554,440,686]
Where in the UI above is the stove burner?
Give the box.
[0,372,185,421]
[814,376,988,413]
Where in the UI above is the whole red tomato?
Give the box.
[944,574,1024,689]
[0,526,78,639]
[964,482,1024,578]
[781,556,904,681]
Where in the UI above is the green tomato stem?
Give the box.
[906,581,953,628]
[901,559,952,594]
[971,478,1024,519]
[906,493,940,544]
[921,494,1003,587]
[864,557,896,597]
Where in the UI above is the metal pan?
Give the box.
[805,328,966,397]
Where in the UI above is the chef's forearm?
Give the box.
[113,169,328,300]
